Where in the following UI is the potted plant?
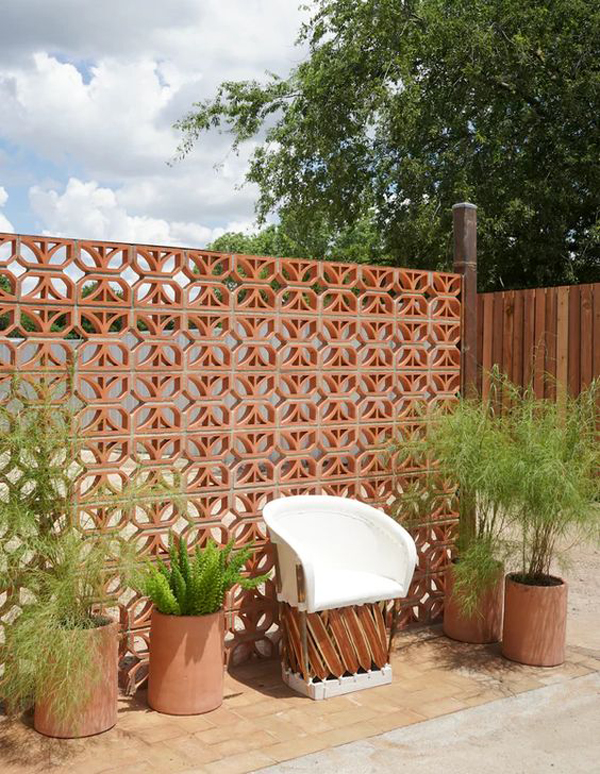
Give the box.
[140,533,268,715]
[388,381,513,644]
[1,531,123,738]
[501,380,599,666]
[0,372,127,737]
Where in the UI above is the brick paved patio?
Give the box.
[3,627,599,774]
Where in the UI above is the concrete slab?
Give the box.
[256,672,600,774]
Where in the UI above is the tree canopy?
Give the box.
[207,216,386,264]
[180,0,600,290]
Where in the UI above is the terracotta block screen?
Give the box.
[0,233,461,690]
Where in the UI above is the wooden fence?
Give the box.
[477,283,600,400]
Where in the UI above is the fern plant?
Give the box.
[140,532,268,615]
[142,533,268,616]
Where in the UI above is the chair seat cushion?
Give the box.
[309,567,405,612]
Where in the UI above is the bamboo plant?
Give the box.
[388,370,600,611]
[387,373,516,615]
[500,377,600,584]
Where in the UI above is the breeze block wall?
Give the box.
[0,233,461,690]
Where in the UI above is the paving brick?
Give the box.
[128,720,191,744]
[193,718,263,746]
[262,735,329,763]
[315,720,382,747]
[367,709,427,734]
[202,750,277,774]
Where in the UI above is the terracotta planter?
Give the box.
[148,608,224,715]
[443,562,504,644]
[34,619,118,738]
[502,574,568,667]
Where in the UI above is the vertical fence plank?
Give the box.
[477,294,484,395]
[556,286,570,404]
[594,284,600,390]
[580,284,593,390]
[533,288,546,397]
[501,292,515,410]
[522,288,535,388]
[512,291,524,388]
[545,287,558,401]
[568,285,581,396]
[492,292,504,372]
[481,293,494,401]
[491,292,505,406]
[503,291,515,382]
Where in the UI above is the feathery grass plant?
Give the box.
[0,370,138,726]
[501,376,599,583]
[388,369,600,610]
[387,372,516,615]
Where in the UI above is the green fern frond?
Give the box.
[178,534,191,584]
[168,532,179,579]
[140,534,268,617]
[147,571,181,615]
[186,556,203,615]
[156,558,171,582]
[171,564,187,608]
[238,573,270,590]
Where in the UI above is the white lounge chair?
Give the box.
[263,495,417,699]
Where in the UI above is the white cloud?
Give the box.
[29,177,253,246]
[0,187,15,233]
[0,1,307,243]
[0,1,202,67]
[0,54,181,178]
[0,1,303,79]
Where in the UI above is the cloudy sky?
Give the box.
[0,0,306,246]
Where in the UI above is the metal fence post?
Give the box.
[453,202,478,397]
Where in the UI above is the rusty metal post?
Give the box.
[452,203,479,560]
[453,202,478,397]
[387,600,398,661]
[295,564,310,681]
[300,611,309,682]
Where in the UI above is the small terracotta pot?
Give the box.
[443,562,504,644]
[148,608,224,715]
[34,619,118,738]
[502,574,568,667]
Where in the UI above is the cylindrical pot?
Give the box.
[34,619,118,738]
[148,608,224,715]
[502,574,568,667]
[443,562,504,644]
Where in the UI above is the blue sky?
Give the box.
[0,0,306,244]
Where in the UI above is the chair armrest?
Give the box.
[375,518,417,596]
[266,523,314,610]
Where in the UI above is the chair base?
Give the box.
[279,601,392,700]
[283,664,392,700]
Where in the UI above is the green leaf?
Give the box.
[178,534,191,585]
[176,0,600,291]
[171,565,187,612]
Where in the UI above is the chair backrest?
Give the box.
[263,495,413,580]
